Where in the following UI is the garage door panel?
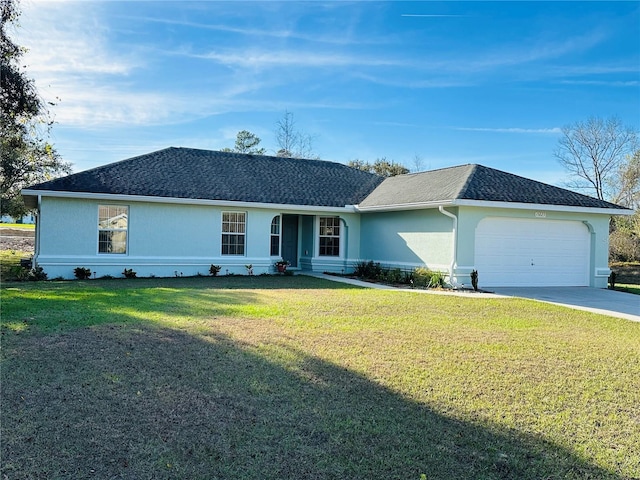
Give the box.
[475,218,589,287]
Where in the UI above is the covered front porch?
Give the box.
[273,213,359,274]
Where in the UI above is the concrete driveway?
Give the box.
[304,273,639,322]
[491,287,640,322]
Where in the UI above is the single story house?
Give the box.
[22,147,632,287]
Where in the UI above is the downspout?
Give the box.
[438,206,458,287]
[339,217,349,273]
[33,195,42,268]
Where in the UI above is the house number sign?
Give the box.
[535,211,546,218]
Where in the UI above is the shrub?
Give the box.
[10,266,48,282]
[471,270,479,291]
[209,265,221,276]
[9,265,31,281]
[29,266,48,281]
[383,268,404,285]
[74,267,92,280]
[122,268,137,279]
[609,229,640,263]
[413,267,446,288]
[353,260,382,280]
[427,270,446,288]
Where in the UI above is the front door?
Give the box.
[281,215,299,267]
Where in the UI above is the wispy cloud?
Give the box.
[401,14,468,18]
[559,79,639,87]
[123,15,377,46]
[454,127,562,134]
[187,49,405,69]
[18,2,136,78]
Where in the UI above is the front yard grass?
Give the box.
[613,283,640,295]
[0,249,32,280]
[2,276,639,479]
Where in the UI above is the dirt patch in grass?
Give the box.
[0,227,35,253]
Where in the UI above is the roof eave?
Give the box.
[356,200,456,212]
[21,189,358,213]
[454,199,634,215]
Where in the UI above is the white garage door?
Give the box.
[475,217,590,287]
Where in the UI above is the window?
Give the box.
[98,205,128,254]
[270,215,280,256]
[319,216,340,256]
[222,212,246,255]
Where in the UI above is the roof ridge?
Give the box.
[397,163,476,178]
[452,164,479,199]
[175,146,370,172]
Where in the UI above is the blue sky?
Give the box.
[16,1,640,186]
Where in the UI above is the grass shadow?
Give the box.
[2,320,625,479]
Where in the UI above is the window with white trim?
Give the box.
[98,205,128,254]
[319,216,340,256]
[222,212,246,255]
[270,215,280,256]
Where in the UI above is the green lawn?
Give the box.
[0,250,31,280]
[2,276,639,480]
[614,284,640,295]
[0,223,35,229]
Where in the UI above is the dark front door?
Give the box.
[282,215,299,267]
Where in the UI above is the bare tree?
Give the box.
[274,111,318,159]
[610,150,640,209]
[412,153,425,173]
[555,117,638,200]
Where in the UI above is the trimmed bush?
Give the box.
[122,268,137,279]
[74,267,92,280]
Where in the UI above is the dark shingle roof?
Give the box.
[25,151,628,212]
[25,147,384,208]
[358,164,628,210]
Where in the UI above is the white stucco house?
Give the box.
[22,147,632,287]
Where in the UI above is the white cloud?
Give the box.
[189,49,404,69]
[17,2,136,78]
[14,2,150,126]
[559,79,639,87]
[454,127,562,135]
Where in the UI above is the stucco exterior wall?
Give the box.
[34,197,614,286]
[35,197,363,279]
[359,208,454,272]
